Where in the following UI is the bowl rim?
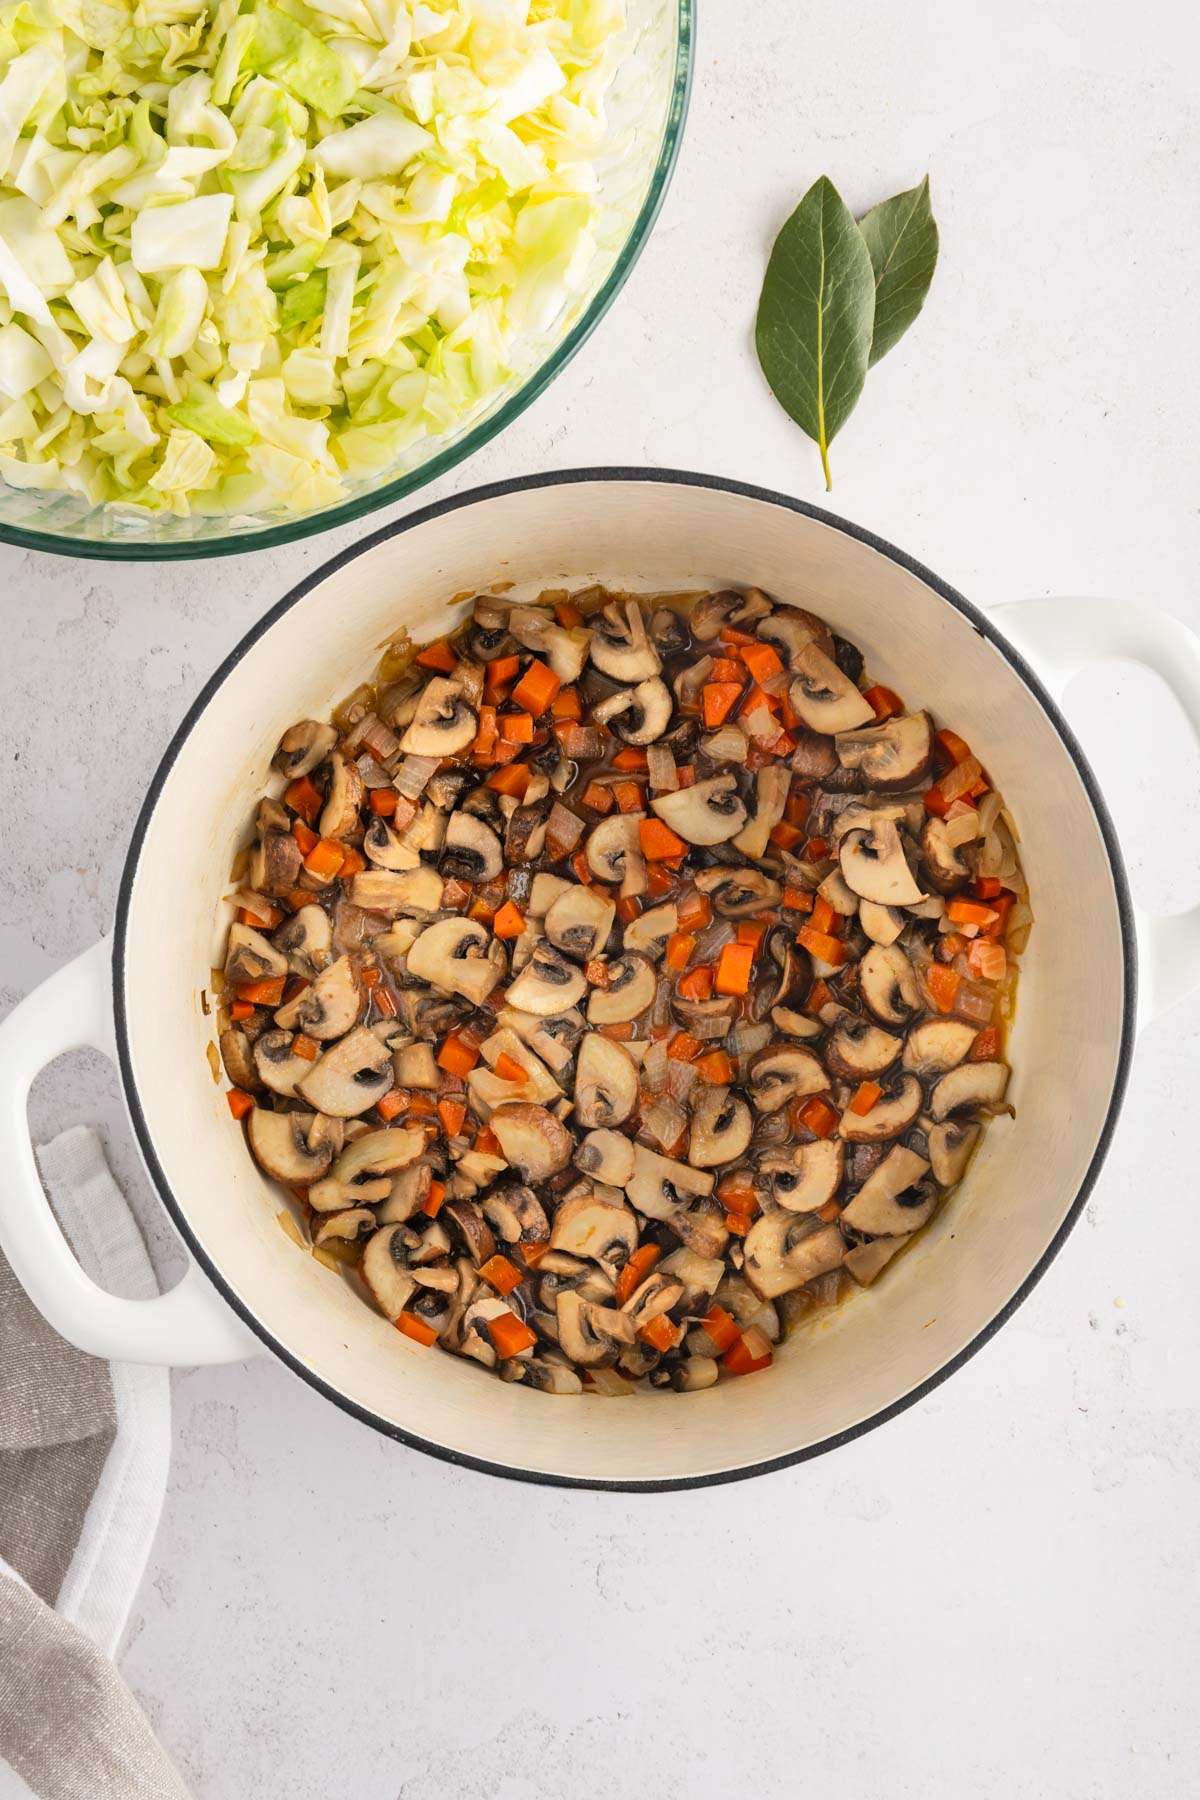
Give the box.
[111,467,1138,1490]
[0,7,694,564]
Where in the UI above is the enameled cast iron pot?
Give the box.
[3,471,1198,1490]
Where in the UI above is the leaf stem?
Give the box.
[819,431,832,490]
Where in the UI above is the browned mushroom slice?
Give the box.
[670,1356,719,1392]
[274,903,334,976]
[506,607,591,684]
[438,811,503,884]
[757,606,835,667]
[748,1044,828,1113]
[252,1029,313,1097]
[504,800,549,864]
[651,775,747,846]
[731,765,790,859]
[621,900,678,958]
[313,1207,376,1246]
[315,754,364,841]
[555,1289,636,1365]
[551,1195,639,1278]
[399,676,477,757]
[501,1355,584,1394]
[586,814,646,898]
[296,1026,394,1117]
[858,899,904,946]
[824,1016,903,1081]
[834,711,932,791]
[219,1027,260,1092]
[357,814,418,873]
[668,1199,730,1260]
[377,1162,433,1224]
[441,1201,497,1267]
[332,1127,426,1185]
[274,719,337,780]
[407,917,501,1005]
[225,922,288,986]
[692,867,782,917]
[858,943,921,1026]
[506,943,587,1015]
[604,677,672,745]
[840,1145,935,1235]
[544,885,615,962]
[275,954,360,1039]
[788,642,875,734]
[490,1103,573,1179]
[688,1085,752,1167]
[929,1061,1010,1121]
[928,1119,980,1186]
[839,817,926,907]
[589,599,661,682]
[529,872,572,916]
[587,953,655,1025]
[902,1018,977,1076]
[743,1212,846,1299]
[351,867,445,918]
[250,832,302,897]
[770,1003,823,1041]
[920,814,974,893]
[574,1034,638,1128]
[246,1108,336,1185]
[574,1128,636,1187]
[769,1137,844,1212]
[361,1224,418,1321]
[838,1073,922,1143]
[621,1270,685,1328]
[623,1144,714,1221]
[481,1184,550,1245]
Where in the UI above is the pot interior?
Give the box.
[119,477,1128,1483]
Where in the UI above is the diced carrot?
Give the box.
[229,1000,255,1022]
[471,705,499,759]
[226,1088,254,1120]
[709,656,743,682]
[369,788,399,817]
[675,764,696,787]
[494,1051,527,1083]
[782,886,814,913]
[723,1211,754,1236]
[676,892,712,929]
[376,1090,408,1122]
[519,1239,550,1268]
[599,1020,636,1041]
[395,1311,439,1345]
[676,964,714,1001]
[360,966,381,992]
[511,659,561,715]
[570,850,593,887]
[769,821,804,852]
[718,1175,758,1211]
[291,1033,319,1062]
[421,1178,447,1218]
[437,1097,468,1138]
[817,1199,842,1223]
[739,641,784,684]
[235,975,285,1006]
[719,624,758,647]
[373,985,398,1019]
[723,1330,773,1376]
[702,1305,742,1353]
[613,780,644,813]
[237,899,282,929]
[667,1031,702,1062]
[927,963,961,1012]
[665,931,696,971]
[970,1026,1001,1062]
[486,763,532,797]
[581,781,614,814]
[796,927,848,965]
[785,789,812,827]
[416,638,457,673]
[968,939,1007,982]
[304,838,346,881]
[554,600,583,627]
[644,863,676,898]
[615,1244,661,1306]
[736,919,769,950]
[284,775,323,823]
[438,1031,480,1076]
[740,682,781,722]
[802,836,830,861]
[984,893,1015,937]
[973,876,1003,900]
[798,1097,839,1138]
[806,978,833,1014]
[863,684,904,721]
[616,895,642,923]
[489,1312,538,1359]
[703,682,743,728]
[810,895,838,936]
[640,818,687,861]
[479,1253,523,1296]
[486,654,521,688]
[292,819,319,856]
[695,1048,734,1084]
[338,847,366,879]
[715,941,754,996]
[947,898,998,927]
[638,1314,681,1354]
[923,784,950,818]
[550,686,582,721]
[612,747,649,771]
[491,900,526,940]
[849,1080,882,1116]
[405,1093,436,1118]
[499,711,535,744]
[936,727,973,765]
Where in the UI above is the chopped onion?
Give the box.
[587,1369,635,1398]
[694,917,737,962]
[545,802,584,855]
[731,1020,771,1063]
[642,1096,686,1151]
[701,725,748,763]
[651,978,672,1033]
[943,807,981,849]
[676,656,714,713]
[643,1037,669,1093]
[667,1059,698,1103]
[395,754,439,799]
[356,753,395,789]
[647,744,679,792]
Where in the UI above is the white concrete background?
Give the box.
[3,0,1199,1793]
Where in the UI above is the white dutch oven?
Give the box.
[2,472,1198,1489]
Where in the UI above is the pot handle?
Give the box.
[0,938,262,1365]
[987,597,1200,1027]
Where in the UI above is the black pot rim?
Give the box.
[111,467,1138,1493]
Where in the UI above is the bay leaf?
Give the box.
[858,175,939,366]
[755,176,875,490]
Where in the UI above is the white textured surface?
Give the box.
[3,0,1200,1792]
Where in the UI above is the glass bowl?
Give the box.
[0,1,692,562]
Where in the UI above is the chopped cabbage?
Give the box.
[0,0,629,517]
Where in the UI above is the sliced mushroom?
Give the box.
[551,1195,639,1278]
[689,588,772,640]
[838,1073,922,1143]
[748,1044,828,1113]
[743,1213,846,1300]
[225,922,287,986]
[839,817,926,906]
[928,1119,980,1186]
[274,719,337,780]
[407,918,502,1005]
[586,814,646,896]
[588,599,661,682]
[219,1027,260,1092]
[544,886,615,962]
[621,901,678,958]
[274,904,334,977]
[757,607,835,667]
[506,606,590,683]
[297,1026,395,1117]
[574,1129,636,1187]
[844,1237,906,1286]
[504,801,549,864]
[250,832,302,898]
[246,1108,335,1184]
[610,677,672,745]
[361,1224,417,1321]
[921,815,971,893]
[481,1184,550,1245]
[770,1138,844,1212]
[624,1145,714,1220]
[377,1163,433,1224]
[651,776,748,846]
[732,765,790,859]
[313,1207,375,1246]
[859,900,904,946]
[555,1289,636,1365]
[352,869,443,919]
[440,1201,497,1267]
[252,1030,313,1097]
[688,1085,752,1167]
[529,873,571,916]
[621,1270,684,1328]
[840,1146,935,1235]
[459,1297,518,1367]
[398,676,477,757]
[668,1198,730,1260]
[670,1356,719,1392]
[587,953,655,1025]
[393,1041,439,1088]
[902,1018,977,1076]
[490,1103,573,1179]
[835,711,932,791]
[824,1016,902,1081]
[574,1033,639,1128]
[788,642,875,734]
[318,754,365,840]
[929,1061,1010,1122]
[503,1355,584,1394]
[440,812,503,884]
[506,944,588,1015]
[275,955,360,1039]
[692,866,782,917]
[859,943,921,1026]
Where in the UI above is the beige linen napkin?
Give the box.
[0,1128,190,1800]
